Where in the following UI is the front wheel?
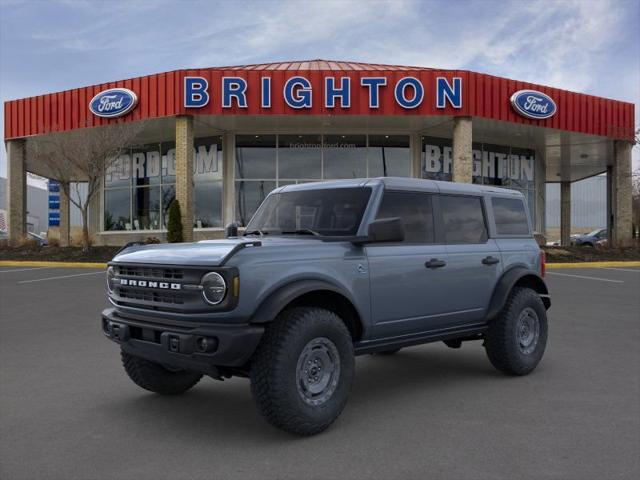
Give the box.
[121,350,203,395]
[250,307,355,435]
[484,287,548,375]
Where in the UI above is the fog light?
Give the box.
[195,336,218,353]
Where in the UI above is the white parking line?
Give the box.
[0,267,53,274]
[546,272,624,283]
[18,271,104,284]
[599,267,640,273]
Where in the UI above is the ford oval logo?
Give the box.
[510,89,556,120]
[89,88,138,118]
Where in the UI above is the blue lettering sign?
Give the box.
[360,77,387,108]
[222,77,248,108]
[325,77,351,108]
[283,76,312,109]
[436,77,462,108]
[261,77,271,108]
[184,77,209,108]
[394,77,424,109]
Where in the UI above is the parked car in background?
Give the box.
[27,231,48,246]
[571,229,607,247]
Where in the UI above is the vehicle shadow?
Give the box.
[100,344,505,442]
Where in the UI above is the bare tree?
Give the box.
[27,122,143,250]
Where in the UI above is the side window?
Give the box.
[375,191,435,243]
[440,195,488,244]
[492,197,530,235]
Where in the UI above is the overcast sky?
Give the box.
[1,0,638,181]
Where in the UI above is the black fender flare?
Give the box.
[486,267,550,322]
[248,279,361,324]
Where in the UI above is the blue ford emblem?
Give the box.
[510,90,556,120]
[89,88,138,118]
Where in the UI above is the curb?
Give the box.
[546,261,640,269]
[0,260,107,269]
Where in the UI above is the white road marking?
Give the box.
[598,267,640,273]
[18,271,104,284]
[0,267,53,273]
[546,272,624,283]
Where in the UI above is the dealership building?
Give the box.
[3,60,636,246]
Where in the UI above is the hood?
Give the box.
[112,238,258,266]
[111,236,328,266]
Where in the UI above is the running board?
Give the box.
[354,323,487,355]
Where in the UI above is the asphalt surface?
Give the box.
[1,265,639,480]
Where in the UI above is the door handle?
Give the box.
[482,256,500,265]
[425,258,446,269]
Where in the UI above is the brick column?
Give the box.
[560,181,571,246]
[452,117,473,183]
[410,133,422,178]
[175,115,194,242]
[59,181,70,247]
[6,139,27,245]
[610,141,633,247]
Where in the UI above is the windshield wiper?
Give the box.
[280,228,321,237]
[243,229,269,236]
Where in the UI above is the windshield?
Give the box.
[587,229,604,237]
[245,187,372,237]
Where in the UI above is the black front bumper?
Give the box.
[101,308,264,374]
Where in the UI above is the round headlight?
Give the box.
[201,272,227,305]
[106,266,115,293]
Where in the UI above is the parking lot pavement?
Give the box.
[1,266,639,480]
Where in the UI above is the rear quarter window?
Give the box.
[492,197,530,235]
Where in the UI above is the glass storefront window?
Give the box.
[104,137,223,232]
[194,181,223,228]
[422,136,453,182]
[278,134,322,180]
[323,134,367,179]
[132,186,161,230]
[236,135,277,179]
[368,135,410,177]
[104,188,131,231]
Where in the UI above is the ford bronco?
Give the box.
[102,177,550,435]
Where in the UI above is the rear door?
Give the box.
[366,190,452,338]
[439,194,502,324]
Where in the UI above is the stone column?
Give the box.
[452,117,473,183]
[610,141,633,247]
[59,182,70,247]
[222,133,236,226]
[410,133,422,178]
[175,115,194,242]
[6,139,27,245]
[560,181,571,246]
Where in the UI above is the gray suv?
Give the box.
[102,177,550,435]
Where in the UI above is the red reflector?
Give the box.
[540,250,546,277]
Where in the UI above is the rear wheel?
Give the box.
[250,307,355,435]
[121,349,202,395]
[484,287,548,375]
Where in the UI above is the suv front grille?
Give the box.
[115,266,184,280]
[118,287,184,305]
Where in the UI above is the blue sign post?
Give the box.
[48,181,61,228]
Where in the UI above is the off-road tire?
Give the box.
[485,287,548,375]
[121,349,203,395]
[250,307,355,436]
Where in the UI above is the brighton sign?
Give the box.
[89,88,138,118]
[183,76,464,110]
[510,89,557,120]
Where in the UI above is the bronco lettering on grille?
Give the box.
[119,279,181,290]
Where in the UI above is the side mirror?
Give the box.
[360,217,405,244]
[225,222,240,238]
